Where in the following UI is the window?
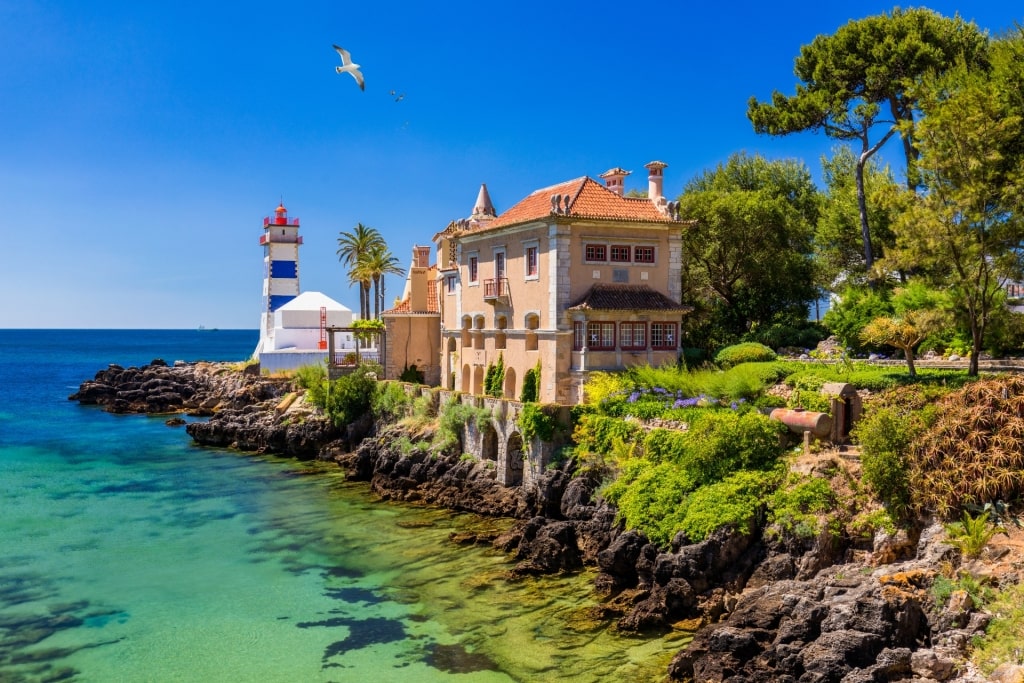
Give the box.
[573,321,585,351]
[494,250,506,278]
[446,274,457,293]
[620,322,646,350]
[634,246,655,264]
[585,244,606,262]
[651,322,677,349]
[525,245,538,277]
[610,245,631,262]
[587,322,615,350]
[468,255,479,283]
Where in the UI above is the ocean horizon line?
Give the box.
[0,327,260,332]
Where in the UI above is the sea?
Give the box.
[0,329,685,682]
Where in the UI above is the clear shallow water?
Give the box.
[0,330,685,682]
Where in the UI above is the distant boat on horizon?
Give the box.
[197,325,219,332]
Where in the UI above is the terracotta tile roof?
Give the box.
[382,266,440,315]
[567,284,693,312]
[484,176,673,230]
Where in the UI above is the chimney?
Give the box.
[645,161,667,202]
[409,246,430,312]
[413,245,431,269]
[599,167,631,196]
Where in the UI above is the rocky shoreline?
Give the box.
[70,361,1018,682]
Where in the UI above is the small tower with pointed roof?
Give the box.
[469,183,497,229]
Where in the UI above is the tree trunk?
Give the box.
[855,156,875,272]
[372,276,381,319]
[903,347,917,378]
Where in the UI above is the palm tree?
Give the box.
[361,245,406,319]
[336,223,383,319]
[347,259,374,322]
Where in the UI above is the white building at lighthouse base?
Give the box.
[255,291,357,374]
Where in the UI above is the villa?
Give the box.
[386,161,693,404]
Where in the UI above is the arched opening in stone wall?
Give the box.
[447,337,458,390]
[481,423,499,463]
[461,363,471,393]
[503,367,517,399]
[505,432,524,486]
[472,365,484,395]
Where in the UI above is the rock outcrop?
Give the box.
[70,363,1008,682]
[70,360,287,415]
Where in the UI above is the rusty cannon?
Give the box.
[769,408,833,439]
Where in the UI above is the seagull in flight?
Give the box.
[333,45,364,91]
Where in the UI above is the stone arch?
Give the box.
[503,366,517,399]
[474,315,486,330]
[524,312,540,351]
[481,423,499,462]
[461,316,472,346]
[472,365,484,395]
[495,314,508,330]
[505,432,524,486]
[461,363,471,393]
[446,337,458,390]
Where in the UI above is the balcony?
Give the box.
[483,277,509,304]
[260,234,304,245]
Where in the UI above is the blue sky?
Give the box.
[1,1,1018,329]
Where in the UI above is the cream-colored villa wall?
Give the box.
[565,224,675,303]
[439,218,683,405]
[384,315,441,386]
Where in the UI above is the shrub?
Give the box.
[484,354,505,398]
[293,363,326,389]
[607,461,698,546]
[854,405,915,517]
[745,319,828,351]
[971,580,1024,675]
[932,571,994,609]
[435,400,493,451]
[372,381,413,422]
[306,364,379,427]
[715,342,777,368]
[669,410,786,486]
[907,376,1024,517]
[572,414,637,460]
[517,402,562,444]
[675,469,782,544]
[767,475,837,539]
[520,362,541,403]
[399,364,425,384]
[945,511,1001,560]
[822,285,894,354]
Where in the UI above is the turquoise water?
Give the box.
[0,330,684,682]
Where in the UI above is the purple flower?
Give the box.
[627,391,641,403]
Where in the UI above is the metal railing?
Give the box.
[483,277,509,299]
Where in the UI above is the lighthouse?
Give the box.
[256,202,302,354]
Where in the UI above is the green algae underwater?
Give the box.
[0,330,688,681]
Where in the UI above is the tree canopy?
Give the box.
[336,223,384,319]
[677,153,819,348]
[883,28,1024,375]
[748,7,989,270]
